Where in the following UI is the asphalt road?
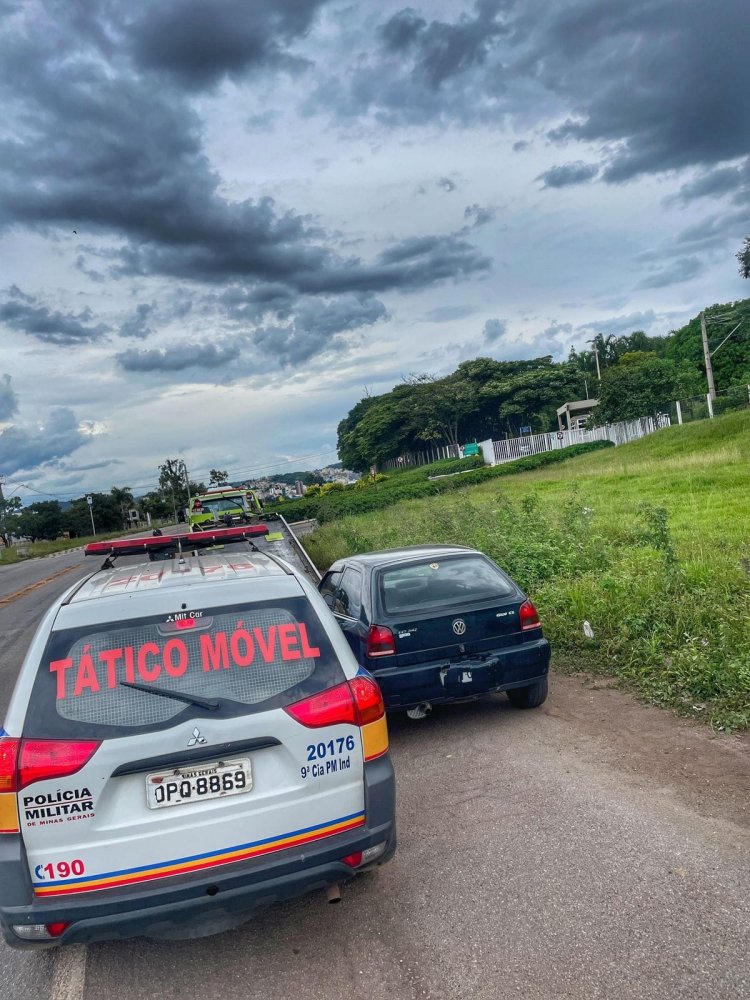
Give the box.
[0,556,748,1000]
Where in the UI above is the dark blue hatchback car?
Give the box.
[319,545,550,715]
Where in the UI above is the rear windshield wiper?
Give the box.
[119,680,219,711]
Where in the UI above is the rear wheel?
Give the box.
[507,677,548,709]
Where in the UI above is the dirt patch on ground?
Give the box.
[546,673,749,831]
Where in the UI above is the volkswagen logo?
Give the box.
[452,619,467,636]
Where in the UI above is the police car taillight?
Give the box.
[519,600,542,630]
[11,921,69,941]
[366,625,396,657]
[0,737,20,793]
[0,738,21,833]
[285,677,388,762]
[16,739,101,791]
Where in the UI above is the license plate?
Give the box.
[146,758,252,810]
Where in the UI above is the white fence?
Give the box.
[481,414,671,467]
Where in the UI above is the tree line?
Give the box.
[1,460,218,544]
[338,299,750,472]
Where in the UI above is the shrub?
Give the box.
[277,442,613,523]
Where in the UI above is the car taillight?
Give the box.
[0,738,20,793]
[341,851,363,868]
[519,600,542,631]
[0,738,20,834]
[285,676,385,728]
[17,740,101,790]
[348,676,385,725]
[284,682,357,728]
[45,922,70,938]
[366,624,396,657]
[285,676,388,762]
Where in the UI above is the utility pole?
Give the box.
[587,339,602,381]
[700,311,717,400]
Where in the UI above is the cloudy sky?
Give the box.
[1,0,749,499]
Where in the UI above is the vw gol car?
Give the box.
[319,545,550,716]
[0,527,395,948]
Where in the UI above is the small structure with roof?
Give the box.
[556,398,599,431]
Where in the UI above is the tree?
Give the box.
[0,495,22,545]
[209,469,229,487]
[14,501,63,542]
[736,237,750,279]
[63,494,123,537]
[110,486,135,528]
[595,356,691,424]
[157,458,206,510]
[664,300,750,393]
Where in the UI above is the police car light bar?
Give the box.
[84,524,269,557]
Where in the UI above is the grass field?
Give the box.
[306,410,750,731]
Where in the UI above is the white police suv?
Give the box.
[0,527,395,947]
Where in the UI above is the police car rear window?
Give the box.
[379,556,515,615]
[24,597,344,739]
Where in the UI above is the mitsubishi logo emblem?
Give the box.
[188,727,206,747]
[452,619,467,636]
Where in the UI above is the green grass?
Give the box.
[306,411,750,732]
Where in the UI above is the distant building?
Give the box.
[556,398,599,431]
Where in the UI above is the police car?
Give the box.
[0,527,395,948]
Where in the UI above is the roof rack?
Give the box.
[84,524,269,565]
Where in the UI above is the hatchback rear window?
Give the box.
[379,556,515,615]
[24,597,344,739]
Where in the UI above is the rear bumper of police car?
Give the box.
[1,757,395,948]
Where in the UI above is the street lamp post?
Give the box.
[86,494,96,536]
[179,461,191,518]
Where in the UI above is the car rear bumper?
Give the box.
[0,756,395,949]
[371,637,551,709]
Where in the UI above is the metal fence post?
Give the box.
[706,392,714,419]
[676,400,683,425]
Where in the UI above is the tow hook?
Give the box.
[406,702,432,721]
[326,883,342,904]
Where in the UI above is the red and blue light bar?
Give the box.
[84,524,269,557]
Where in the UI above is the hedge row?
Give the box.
[277,441,614,524]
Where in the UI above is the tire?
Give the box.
[507,676,548,709]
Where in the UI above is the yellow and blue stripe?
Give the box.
[34,811,365,896]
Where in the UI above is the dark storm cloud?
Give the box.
[345,235,489,292]
[537,162,598,189]
[637,256,704,290]
[0,373,19,421]
[0,408,87,476]
[438,177,457,192]
[0,290,109,345]
[379,1,509,89]
[537,0,750,182]
[119,303,154,339]
[117,343,241,373]
[253,294,388,365]
[671,161,749,204]
[316,1,750,184]
[0,3,488,311]
[126,0,326,89]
